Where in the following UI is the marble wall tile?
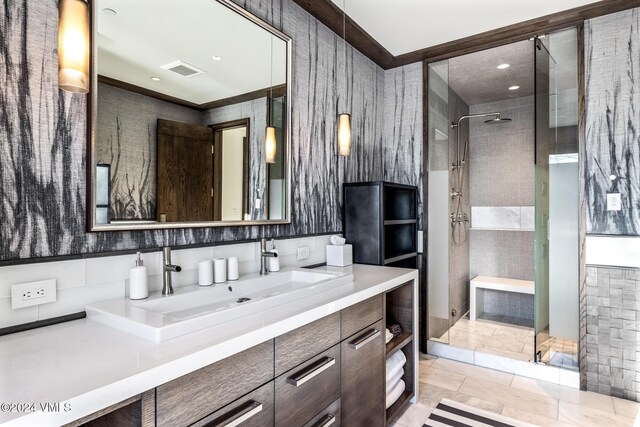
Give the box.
[471,207,521,230]
[585,10,640,236]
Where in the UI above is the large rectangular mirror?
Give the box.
[89,0,291,230]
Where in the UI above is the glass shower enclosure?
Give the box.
[426,28,579,368]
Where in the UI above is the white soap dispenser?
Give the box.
[129,252,148,300]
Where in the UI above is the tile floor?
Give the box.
[433,316,578,368]
[434,317,535,362]
[391,355,640,427]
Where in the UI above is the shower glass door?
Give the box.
[427,60,452,345]
[534,36,554,362]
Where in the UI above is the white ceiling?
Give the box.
[446,29,578,127]
[330,0,601,56]
[96,0,287,106]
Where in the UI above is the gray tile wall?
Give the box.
[468,96,535,282]
[470,230,534,281]
[449,88,470,322]
[469,96,535,207]
[482,289,534,321]
[585,265,640,400]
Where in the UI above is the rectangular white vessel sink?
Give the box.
[86,268,354,342]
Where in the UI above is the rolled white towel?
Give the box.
[386,350,407,379]
[386,379,405,409]
[385,329,393,344]
[386,367,404,390]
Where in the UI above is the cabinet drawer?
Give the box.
[275,344,341,426]
[341,295,383,339]
[191,381,274,427]
[302,398,341,427]
[157,340,274,427]
[341,320,385,427]
[275,312,341,376]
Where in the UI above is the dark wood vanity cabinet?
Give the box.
[75,288,414,427]
[156,340,274,427]
[338,295,386,427]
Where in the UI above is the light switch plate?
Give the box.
[607,193,622,211]
[297,246,310,260]
[11,279,57,309]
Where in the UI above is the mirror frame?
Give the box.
[87,0,292,231]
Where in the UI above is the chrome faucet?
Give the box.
[260,238,278,276]
[162,247,182,296]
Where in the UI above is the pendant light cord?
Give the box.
[269,35,273,127]
[343,0,347,84]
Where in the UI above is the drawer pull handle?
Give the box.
[349,329,380,349]
[208,400,262,427]
[288,356,336,387]
[312,414,336,427]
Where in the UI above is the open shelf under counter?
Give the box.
[386,332,413,359]
[386,390,414,425]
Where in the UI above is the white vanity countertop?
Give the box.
[0,264,418,426]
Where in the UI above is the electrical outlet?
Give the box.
[296,246,310,260]
[11,279,57,309]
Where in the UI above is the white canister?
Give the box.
[214,257,227,283]
[227,256,239,281]
[198,260,214,286]
[268,249,280,272]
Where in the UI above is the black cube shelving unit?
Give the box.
[343,182,418,268]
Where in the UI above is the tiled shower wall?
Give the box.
[448,89,470,324]
[469,96,535,282]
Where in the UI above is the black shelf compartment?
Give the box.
[384,224,416,261]
[384,184,417,221]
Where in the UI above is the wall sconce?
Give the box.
[265,126,277,163]
[338,113,351,157]
[58,0,90,94]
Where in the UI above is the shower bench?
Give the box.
[470,276,534,321]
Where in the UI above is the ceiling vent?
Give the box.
[160,60,206,77]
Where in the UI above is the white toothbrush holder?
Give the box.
[198,260,213,287]
[214,257,227,283]
[227,256,239,281]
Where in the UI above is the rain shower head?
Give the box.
[484,116,512,124]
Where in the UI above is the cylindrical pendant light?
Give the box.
[338,0,351,157]
[338,113,351,156]
[265,126,277,163]
[58,0,90,94]
[265,34,276,164]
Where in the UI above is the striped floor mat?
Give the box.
[423,398,537,427]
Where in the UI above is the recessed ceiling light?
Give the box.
[102,8,117,15]
[212,55,223,61]
[151,77,161,81]
[508,85,520,91]
[497,63,510,70]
